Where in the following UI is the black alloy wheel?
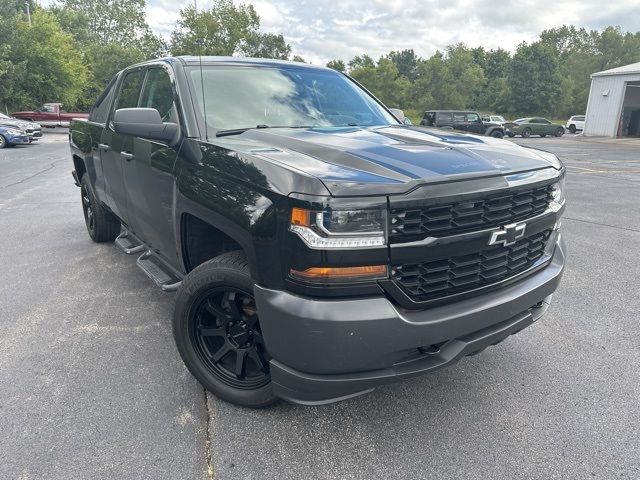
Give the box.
[189,287,270,390]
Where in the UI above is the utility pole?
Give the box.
[25,2,31,26]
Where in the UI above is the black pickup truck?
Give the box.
[69,57,566,407]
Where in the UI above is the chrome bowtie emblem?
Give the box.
[488,222,526,247]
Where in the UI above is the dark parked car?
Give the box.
[505,118,565,138]
[420,110,505,137]
[0,124,30,148]
[69,57,566,407]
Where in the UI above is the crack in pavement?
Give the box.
[203,389,215,480]
[564,216,640,233]
[0,159,65,190]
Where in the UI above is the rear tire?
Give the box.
[80,173,121,242]
[555,127,565,137]
[569,124,576,133]
[173,251,277,408]
[521,128,532,138]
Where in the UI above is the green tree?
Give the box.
[387,49,420,81]
[348,54,375,71]
[57,0,148,45]
[326,59,346,72]
[291,55,306,63]
[5,9,89,110]
[507,42,563,116]
[243,32,290,59]
[170,0,290,59]
[350,57,410,108]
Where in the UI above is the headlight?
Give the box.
[550,175,566,204]
[6,128,22,135]
[289,207,386,249]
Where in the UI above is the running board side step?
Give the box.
[136,250,183,292]
[115,230,145,254]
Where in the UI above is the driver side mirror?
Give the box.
[112,108,179,146]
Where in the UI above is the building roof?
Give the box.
[591,62,640,78]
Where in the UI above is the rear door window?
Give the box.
[437,112,453,124]
[89,77,118,124]
[453,112,466,122]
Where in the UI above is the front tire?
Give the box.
[0,135,6,149]
[555,127,565,137]
[540,134,547,138]
[173,251,277,408]
[80,173,121,242]
[521,128,532,138]
[490,130,504,138]
[507,132,515,138]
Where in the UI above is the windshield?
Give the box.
[188,65,398,133]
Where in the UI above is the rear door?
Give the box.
[100,67,146,226]
[126,65,181,264]
[451,111,467,131]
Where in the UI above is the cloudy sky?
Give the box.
[149,0,639,63]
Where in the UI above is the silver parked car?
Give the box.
[0,113,42,142]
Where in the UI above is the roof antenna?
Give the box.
[195,0,209,140]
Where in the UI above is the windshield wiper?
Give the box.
[215,125,314,137]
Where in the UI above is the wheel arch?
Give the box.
[179,211,261,281]
[72,154,87,180]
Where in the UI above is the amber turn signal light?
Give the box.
[290,265,387,281]
[290,207,311,226]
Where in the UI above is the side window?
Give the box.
[467,113,480,122]
[453,112,466,122]
[89,78,117,124]
[437,112,453,124]
[41,105,55,113]
[114,69,145,111]
[139,68,179,123]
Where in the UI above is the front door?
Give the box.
[125,66,181,266]
[465,112,484,134]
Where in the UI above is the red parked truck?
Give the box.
[12,103,88,127]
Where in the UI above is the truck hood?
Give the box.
[224,125,562,196]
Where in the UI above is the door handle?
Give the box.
[120,151,134,161]
[98,143,110,151]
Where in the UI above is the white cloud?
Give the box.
[46,0,640,63]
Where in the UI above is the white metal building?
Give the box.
[584,62,640,137]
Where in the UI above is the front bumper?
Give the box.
[6,134,30,145]
[255,236,565,405]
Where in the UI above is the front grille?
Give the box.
[390,184,554,240]
[391,229,552,302]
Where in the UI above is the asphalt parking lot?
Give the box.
[1,132,639,480]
